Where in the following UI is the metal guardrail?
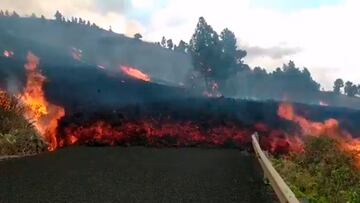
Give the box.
[252,133,300,203]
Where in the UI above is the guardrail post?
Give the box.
[252,132,300,203]
[253,133,269,185]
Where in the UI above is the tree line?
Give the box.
[333,79,359,97]
[54,11,100,29]
[0,10,101,30]
[158,17,359,98]
[0,10,20,18]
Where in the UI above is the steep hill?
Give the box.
[0,17,192,85]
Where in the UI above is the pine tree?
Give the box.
[12,11,20,18]
[189,17,221,89]
[161,36,166,47]
[333,79,344,94]
[55,11,62,21]
[166,39,174,50]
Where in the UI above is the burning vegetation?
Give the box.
[0,91,47,156]
[20,52,65,151]
[0,49,359,165]
[278,103,360,168]
[120,66,151,82]
[0,10,360,203]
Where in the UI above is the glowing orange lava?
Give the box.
[60,120,252,148]
[20,52,65,151]
[120,66,151,82]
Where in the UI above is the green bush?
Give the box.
[272,136,360,203]
[0,91,47,156]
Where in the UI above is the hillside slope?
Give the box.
[0,17,192,84]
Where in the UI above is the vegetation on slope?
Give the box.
[273,136,360,203]
[0,91,46,156]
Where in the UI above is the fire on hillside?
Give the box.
[0,51,359,167]
[120,65,151,82]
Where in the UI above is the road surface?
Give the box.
[0,147,275,203]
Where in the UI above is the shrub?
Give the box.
[272,136,360,203]
[0,91,47,156]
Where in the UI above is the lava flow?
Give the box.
[59,119,253,148]
[121,65,151,82]
[20,52,65,151]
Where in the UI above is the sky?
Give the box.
[1,0,359,90]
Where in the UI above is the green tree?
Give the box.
[166,39,174,50]
[189,17,221,90]
[161,36,166,47]
[174,40,188,53]
[333,78,344,94]
[12,11,19,18]
[189,17,248,93]
[345,81,358,97]
[219,28,247,78]
[54,11,62,21]
[134,33,143,40]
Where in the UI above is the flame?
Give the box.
[3,50,14,58]
[120,66,151,82]
[278,103,343,137]
[278,102,360,168]
[20,52,65,151]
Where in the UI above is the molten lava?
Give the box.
[120,66,151,82]
[59,120,252,148]
[20,52,65,151]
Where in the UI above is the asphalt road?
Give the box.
[0,147,276,203]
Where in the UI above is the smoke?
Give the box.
[0,0,134,34]
[5,76,21,95]
[0,13,193,83]
[245,45,302,60]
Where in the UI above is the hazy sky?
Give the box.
[2,0,359,90]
